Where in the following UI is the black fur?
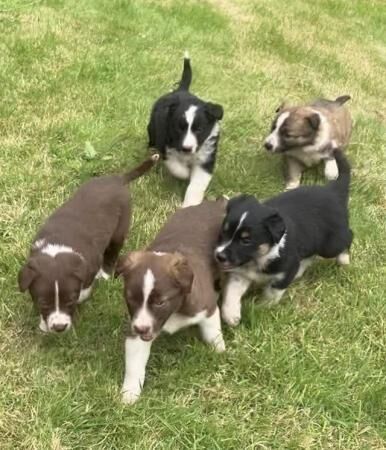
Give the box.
[147,55,223,173]
[216,150,353,294]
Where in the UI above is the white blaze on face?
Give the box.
[132,269,155,333]
[182,105,199,152]
[46,281,72,332]
[215,211,249,255]
[265,111,290,151]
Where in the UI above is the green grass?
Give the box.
[1,0,386,448]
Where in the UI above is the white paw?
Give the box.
[221,304,241,327]
[337,252,350,265]
[121,389,141,405]
[262,286,285,306]
[182,194,203,208]
[96,269,110,280]
[39,316,48,333]
[213,337,226,353]
[285,182,300,191]
[324,160,339,180]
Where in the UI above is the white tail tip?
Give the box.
[184,50,190,60]
[151,153,160,161]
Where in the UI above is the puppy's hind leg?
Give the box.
[103,206,130,276]
[336,229,353,266]
[199,306,225,353]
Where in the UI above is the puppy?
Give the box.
[18,155,159,333]
[264,96,352,190]
[215,151,353,326]
[117,199,226,404]
[147,52,224,207]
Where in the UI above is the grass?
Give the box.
[1,0,386,448]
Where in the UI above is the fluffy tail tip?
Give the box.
[184,50,190,60]
[151,153,160,162]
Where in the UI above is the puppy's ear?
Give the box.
[72,259,87,283]
[307,113,320,130]
[263,212,286,243]
[168,253,194,294]
[226,194,256,213]
[149,98,179,152]
[18,259,38,292]
[205,102,224,121]
[115,252,141,278]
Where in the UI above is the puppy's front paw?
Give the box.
[221,304,241,327]
[96,268,110,280]
[212,335,226,353]
[285,182,300,191]
[121,388,141,405]
[324,159,339,180]
[262,285,286,306]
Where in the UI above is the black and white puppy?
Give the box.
[147,52,224,207]
[215,150,353,326]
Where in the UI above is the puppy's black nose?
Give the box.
[264,141,273,151]
[215,251,227,263]
[133,325,151,335]
[182,146,193,153]
[52,323,67,333]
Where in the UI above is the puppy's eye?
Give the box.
[240,236,252,245]
[153,298,165,307]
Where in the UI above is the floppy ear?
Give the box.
[115,252,141,278]
[149,98,179,152]
[307,113,320,130]
[168,253,194,294]
[72,259,87,283]
[18,260,38,292]
[263,212,286,243]
[205,102,224,121]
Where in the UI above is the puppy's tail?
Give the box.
[335,95,351,105]
[331,150,351,202]
[177,51,192,91]
[123,154,160,183]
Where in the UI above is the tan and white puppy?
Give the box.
[264,96,352,190]
[116,199,226,404]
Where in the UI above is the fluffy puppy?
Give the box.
[264,96,352,190]
[18,155,159,333]
[117,199,226,404]
[147,53,224,207]
[215,151,353,326]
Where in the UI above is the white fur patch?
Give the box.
[96,268,110,280]
[199,307,225,352]
[182,166,212,207]
[122,336,152,405]
[324,158,339,180]
[132,269,155,332]
[262,285,286,306]
[46,281,72,332]
[39,242,85,262]
[221,274,251,327]
[182,105,198,152]
[302,110,330,153]
[257,233,287,270]
[337,252,350,265]
[164,150,191,180]
[295,257,314,279]
[153,252,166,256]
[265,111,290,151]
[78,285,93,303]
[215,211,248,254]
[39,315,48,332]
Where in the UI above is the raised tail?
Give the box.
[123,154,160,183]
[177,51,192,91]
[330,150,351,202]
[335,95,351,105]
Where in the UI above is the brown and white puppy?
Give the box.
[117,199,226,404]
[264,96,352,190]
[18,155,159,333]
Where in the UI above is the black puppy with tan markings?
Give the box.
[18,155,159,333]
[116,199,226,404]
[215,151,353,327]
[264,96,352,190]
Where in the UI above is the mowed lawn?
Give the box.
[1,0,386,448]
